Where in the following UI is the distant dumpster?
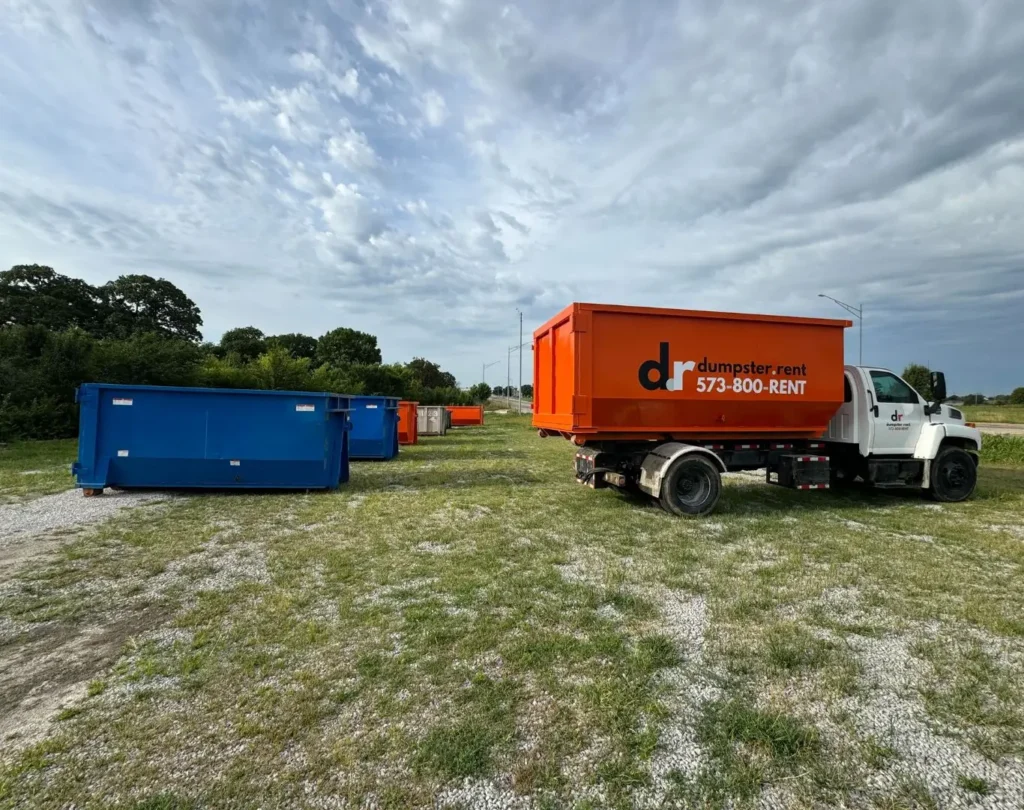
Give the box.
[349,396,400,460]
[446,405,485,427]
[417,405,448,437]
[398,400,419,445]
[73,383,351,494]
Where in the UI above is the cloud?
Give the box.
[0,0,1023,390]
[419,89,448,127]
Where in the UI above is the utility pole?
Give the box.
[517,309,523,415]
[818,294,864,365]
[482,359,499,386]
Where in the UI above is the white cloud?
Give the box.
[326,122,377,170]
[419,89,448,127]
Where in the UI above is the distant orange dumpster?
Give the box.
[398,401,419,445]
[446,405,484,427]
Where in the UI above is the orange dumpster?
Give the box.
[397,400,419,445]
[533,302,849,441]
[446,405,484,427]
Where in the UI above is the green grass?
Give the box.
[963,404,1024,424]
[0,438,76,501]
[981,435,1024,465]
[1,414,1024,808]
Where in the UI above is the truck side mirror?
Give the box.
[930,371,946,403]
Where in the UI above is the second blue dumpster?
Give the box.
[73,384,351,493]
[349,396,400,460]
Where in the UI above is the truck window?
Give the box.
[870,371,919,404]
[844,375,852,403]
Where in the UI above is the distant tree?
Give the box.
[91,332,203,387]
[405,357,457,389]
[0,265,110,335]
[219,327,267,362]
[266,333,317,360]
[468,382,491,403]
[318,327,382,367]
[251,348,315,391]
[1010,387,1024,405]
[348,363,410,397]
[102,274,203,342]
[901,364,933,401]
[521,384,534,398]
[962,394,986,406]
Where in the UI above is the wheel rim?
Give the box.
[675,467,712,510]
[940,458,973,498]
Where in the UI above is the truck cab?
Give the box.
[823,366,981,497]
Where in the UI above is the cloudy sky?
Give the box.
[1,0,1022,393]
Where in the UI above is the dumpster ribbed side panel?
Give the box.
[73,384,350,491]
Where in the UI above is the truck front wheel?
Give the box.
[930,446,977,502]
[660,456,722,516]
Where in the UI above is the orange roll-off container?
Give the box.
[446,405,485,427]
[532,303,850,442]
[397,401,419,445]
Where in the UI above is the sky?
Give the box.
[1,0,1022,394]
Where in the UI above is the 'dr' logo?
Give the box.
[891,410,904,422]
[638,342,696,391]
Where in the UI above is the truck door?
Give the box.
[866,370,926,455]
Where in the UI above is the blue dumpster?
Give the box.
[349,396,400,460]
[73,384,351,492]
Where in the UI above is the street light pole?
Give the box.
[516,309,524,415]
[818,294,864,365]
[482,360,500,385]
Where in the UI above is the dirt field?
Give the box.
[1,417,1023,809]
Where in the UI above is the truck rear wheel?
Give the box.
[660,456,722,516]
[930,446,977,502]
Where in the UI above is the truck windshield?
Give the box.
[870,371,919,404]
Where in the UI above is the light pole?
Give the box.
[482,360,500,386]
[516,309,524,415]
[818,294,864,365]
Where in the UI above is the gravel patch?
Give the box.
[437,778,536,810]
[0,489,168,542]
[844,632,1024,808]
[638,591,719,807]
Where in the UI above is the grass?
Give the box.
[0,438,76,502]
[1,414,1023,808]
[963,404,1024,424]
[981,435,1024,465]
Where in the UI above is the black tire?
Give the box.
[930,446,977,502]
[660,455,722,517]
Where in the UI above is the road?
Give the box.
[491,396,533,414]
[976,422,1024,437]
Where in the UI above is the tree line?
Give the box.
[902,363,1023,406]
[0,265,488,441]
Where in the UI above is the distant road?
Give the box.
[491,397,533,414]
[977,423,1024,437]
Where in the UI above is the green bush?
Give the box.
[981,436,1024,466]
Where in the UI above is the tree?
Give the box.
[902,364,933,401]
[1011,387,1024,405]
[91,333,203,387]
[102,274,203,342]
[405,357,457,389]
[468,382,491,403]
[521,384,534,398]
[318,327,382,367]
[251,348,315,391]
[219,327,267,362]
[348,363,410,397]
[962,394,986,406]
[0,265,110,335]
[266,333,317,360]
